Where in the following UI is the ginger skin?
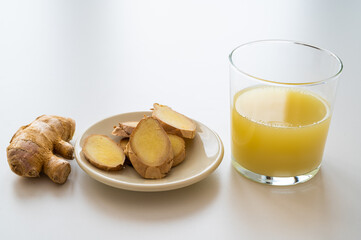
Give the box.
[7,115,75,184]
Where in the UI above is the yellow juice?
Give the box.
[231,86,331,177]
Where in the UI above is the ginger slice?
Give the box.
[168,134,186,167]
[152,103,196,139]
[128,117,173,179]
[119,138,129,151]
[83,135,125,171]
[112,121,139,138]
[119,138,132,166]
[124,132,185,167]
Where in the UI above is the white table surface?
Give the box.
[1,1,360,239]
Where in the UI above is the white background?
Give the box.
[1,0,360,239]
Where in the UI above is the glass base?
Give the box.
[232,160,320,186]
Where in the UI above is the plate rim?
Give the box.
[74,111,224,192]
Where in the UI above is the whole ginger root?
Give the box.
[7,115,76,184]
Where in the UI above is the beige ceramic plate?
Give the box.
[74,111,224,192]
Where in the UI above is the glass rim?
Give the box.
[229,39,343,86]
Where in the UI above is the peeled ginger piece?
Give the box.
[128,117,173,179]
[152,103,196,139]
[168,134,186,167]
[83,135,125,171]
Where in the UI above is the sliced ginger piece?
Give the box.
[152,103,196,139]
[168,134,186,167]
[83,134,125,171]
[119,138,132,166]
[128,117,173,179]
[123,132,185,168]
[112,121,139,138]
[119,138,129,151]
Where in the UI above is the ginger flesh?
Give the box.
[152,103,196,139]
[7,115,75,184]
[128,117,173,179]
[83,135,125,171]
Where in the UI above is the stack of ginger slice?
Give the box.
[82,104,196,179]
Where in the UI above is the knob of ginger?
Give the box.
[7,115,76,184]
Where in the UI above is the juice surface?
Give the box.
[231,86,331,177]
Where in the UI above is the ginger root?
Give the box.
[127,116,173,179]
[152,103,196,139]
[83,135,125,171]
[167,134,186,167]
[112,121,138,138]
[7,115,75,184]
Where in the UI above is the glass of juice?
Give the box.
[229,40,343,185]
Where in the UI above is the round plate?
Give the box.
[74,111,224,192]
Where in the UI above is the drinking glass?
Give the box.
[229,40,343,185]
